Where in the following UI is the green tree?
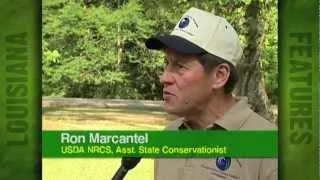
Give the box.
[42,0,278,116]
[43,0,157,98]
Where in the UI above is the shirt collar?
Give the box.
[214,97,252,130]
[178,97,252,131]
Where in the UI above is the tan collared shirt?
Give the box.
[155,98,277,180]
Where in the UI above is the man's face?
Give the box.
[160,49,213,116]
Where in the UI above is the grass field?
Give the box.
[42,107,170,180]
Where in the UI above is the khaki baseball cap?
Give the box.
[146,7,243,65]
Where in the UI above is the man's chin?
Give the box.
[163,104,184,116]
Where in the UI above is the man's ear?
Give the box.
[211,63,230,90]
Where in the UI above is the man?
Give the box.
[145,7,277,180]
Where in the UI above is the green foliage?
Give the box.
[43,0,157,98]
[260,0,278,104]
[43,0,278,102]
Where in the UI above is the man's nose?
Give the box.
[160,70,174,85]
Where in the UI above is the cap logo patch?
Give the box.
[175,15,199,36]
[216,157,231,171]
[179,17,190,28]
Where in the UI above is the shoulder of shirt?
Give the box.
[241,109,277,130]
[161,108,277,131]
[163,118,184,130]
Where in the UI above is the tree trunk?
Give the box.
[117,0,123,65]
[234,0,272,121]
[117,24,123,65]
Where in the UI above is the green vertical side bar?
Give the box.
[279,1,319,180]
[0,0,41,179]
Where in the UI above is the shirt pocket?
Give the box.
[178,165,216,180]
[196,158,246,180]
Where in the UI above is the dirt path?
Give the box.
[42,107,170,130]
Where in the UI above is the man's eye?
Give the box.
[176,63,187,74]
[178,64,184,69]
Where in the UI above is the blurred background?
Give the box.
[42,0,278,179]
